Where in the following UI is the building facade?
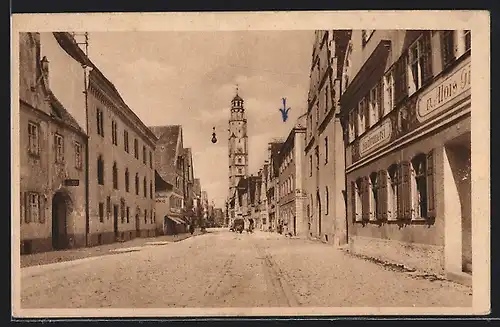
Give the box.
[340,30,471,285]
[266,140,284,232]
[85,56,158,245]
[258,162,270,231]
[151,125,188,234]
[154,171,178,235]
[19,32,88,254]
[277,114,307,237]
[304,30,350,245]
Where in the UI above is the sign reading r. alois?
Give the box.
[417,59,471,122]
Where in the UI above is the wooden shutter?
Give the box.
[360,178,365,220]
[396,165,403,219]
[426,150,436,218]
[350,181,357,222]
[24,192,30,223]
[361,177,368,221]
[379,170,388,220]
[39,194,45,223]
[401,161,412,220]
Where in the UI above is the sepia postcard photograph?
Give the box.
[11,10,490,318]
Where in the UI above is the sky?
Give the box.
[86,31,314,208]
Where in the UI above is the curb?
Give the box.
[342,248,471,289]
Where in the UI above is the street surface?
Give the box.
[20,229,472,308]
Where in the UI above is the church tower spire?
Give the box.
[228,86,248,198]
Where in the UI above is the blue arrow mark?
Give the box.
[279,97,291,122]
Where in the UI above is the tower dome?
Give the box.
[231,87,244,109]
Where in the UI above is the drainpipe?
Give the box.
[83,65,90,247]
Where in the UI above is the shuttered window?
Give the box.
[106,196,111,220]
[120,198,126,223]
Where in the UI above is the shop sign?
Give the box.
[155,193,168,204]
[417,60,471,122]
[64,179,79,186]
[359,119,392,157]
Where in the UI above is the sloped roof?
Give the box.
[47,90,86,135]
[155,170,173,192]
[150,125,182,184]
[52,32,157,143]
[28,33,86,136]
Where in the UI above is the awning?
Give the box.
[166,216,185,225]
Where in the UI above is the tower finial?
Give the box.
[236,84,239,95]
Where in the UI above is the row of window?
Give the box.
[305,186,330,220]
[308,137,329,177]
[279,151,294,174]
[28,122,83,169]
[347,30,471,143]
[96,107,153,169]
[97,156,154,199]
[279,176,295,199]
[351,151,435,222]
[307,81,332,138]
[98,198,155,224]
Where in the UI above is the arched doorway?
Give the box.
[316,191,322,236]
[52,191,71,250]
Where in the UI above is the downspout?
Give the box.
[83,65,90,246]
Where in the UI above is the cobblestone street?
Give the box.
[20,229,472,308]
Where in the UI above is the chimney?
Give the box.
[41,56,50,89]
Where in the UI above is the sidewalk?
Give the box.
[20,230,204,268]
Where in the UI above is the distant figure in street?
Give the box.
[189,223,195,235]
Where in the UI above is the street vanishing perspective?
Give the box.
[21,229,472,308]
[17,28,473,311]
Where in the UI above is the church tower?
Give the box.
[228,87,248,197]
